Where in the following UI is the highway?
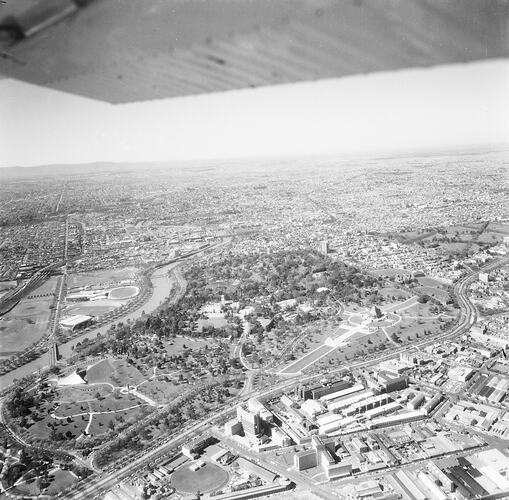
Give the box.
[61,257,506,498]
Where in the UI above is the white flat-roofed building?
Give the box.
[418,472,448,500]
[317,412,341,427]
[395,471,426,500]
[448,366,475,382]
[379,360,409,375]
[320,421,343,435]
[280,395,296,408]
[328,390,374,412]
[368,410,425,429]
[327,417,359,436]
[300,399,323,418]
[270,427,292,447]
[212,448,229,462]
[320,415,357,435]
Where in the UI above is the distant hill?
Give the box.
[0,162,145,179]
[1,145,506,179]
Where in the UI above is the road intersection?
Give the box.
[38,257,509,498]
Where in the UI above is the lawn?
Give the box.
[280,344,333,374]
[162,337,210,354]
[25,381,150,443]
[10,480,41,497]
[379,287,413,300]
[413,285,450,303]
[65,302,118,317]
[87,405,147,435]
[28,276,60,296]
[56,384,112,402]
[29,405,89,441]
[0,279,57,354]
[171,462,229,494]
[45,469,79,496]
[109,285,139,299]
[88,393,145,413]
[85,358,146,386]
[137,378,181,403]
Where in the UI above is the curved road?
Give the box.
[0,242,223,391]
[66,257,507,499]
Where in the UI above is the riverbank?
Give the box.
[0,262,181,390]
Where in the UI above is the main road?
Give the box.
[66,256,507,499]
[0,241,224,391]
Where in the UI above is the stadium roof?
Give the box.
[60,314,92,327]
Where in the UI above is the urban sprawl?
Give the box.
[0,151,509,500]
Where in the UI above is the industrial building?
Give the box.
[367,410,425,430]
[422,393,443,415]
[298,379,351,401]
[181,435,216,459]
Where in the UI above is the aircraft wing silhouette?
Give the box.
[0,0,507,103]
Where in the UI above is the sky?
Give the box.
[0,58,508,167]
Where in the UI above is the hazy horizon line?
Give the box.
[2,142,508,171]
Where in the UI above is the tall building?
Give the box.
[224,418,242,436]
[248,398,273,423]
[237,407,261,438]
[320,241,330,255]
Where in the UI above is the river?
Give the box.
[0,261,181,390]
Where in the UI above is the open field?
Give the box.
[28,406,89,441]
[27,276,60,296]
[64,300,120,317]
[10,480,40,497]
[23,378,150,443]
[0,280,16,293]
[197,316,228,332]
[379,287,413,300]
[0,277,58,356]
[280,296,450,374]
[88,393,146,413]
[53,393,144,417]
[394,222,509,256]
[171,462,229,494]
[67,267,138,290]
[109,285,139,299]
[87,406,147,435]
[45,470,79,497]
[413,285,450,303]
